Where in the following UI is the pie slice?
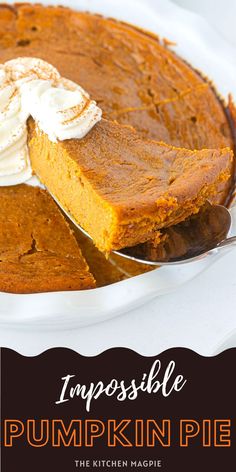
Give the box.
[28,119,233,253]
[0,184,95,293]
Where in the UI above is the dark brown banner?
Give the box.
[1,348,236,471]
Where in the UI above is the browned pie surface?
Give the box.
[0,185,96,293]
[0,3,235,205]
[29,119,233,252]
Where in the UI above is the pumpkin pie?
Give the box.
[0,184,95,293]
[0,3,235,291]
[0,3,235,206]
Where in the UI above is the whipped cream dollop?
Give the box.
[0,58,102,186]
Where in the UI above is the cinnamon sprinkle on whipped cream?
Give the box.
[0,57,102,186]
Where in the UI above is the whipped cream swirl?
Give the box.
[0,58,102,186]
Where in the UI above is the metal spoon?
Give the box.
[52,194,236,266]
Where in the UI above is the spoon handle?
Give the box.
[217,236,236,250]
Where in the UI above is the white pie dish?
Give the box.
[0,0,236,330]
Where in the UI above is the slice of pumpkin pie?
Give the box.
[28,118,233,253]
[0,184,95,293]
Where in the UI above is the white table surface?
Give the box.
[1,0,236,356]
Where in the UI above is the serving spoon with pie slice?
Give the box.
[118,202,236,265]
[52,196,236,266]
